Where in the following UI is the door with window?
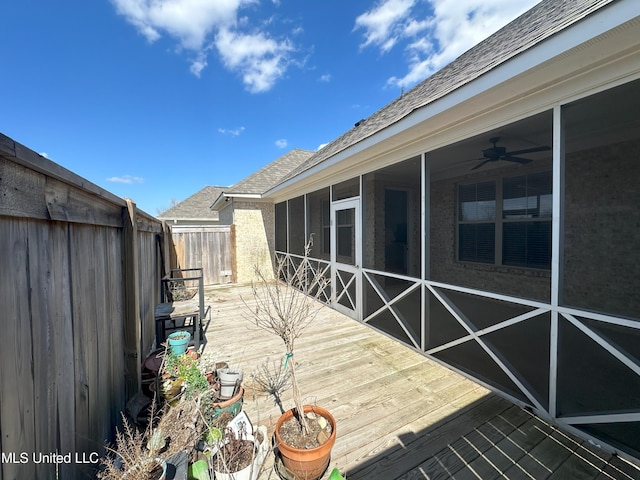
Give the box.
[331,199,361,319]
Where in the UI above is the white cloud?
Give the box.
[111,0,250,49]
[275,138,288,148]
[316,142,328,151]
[319,74,331,83]
[189,51,209,77]
[111,0,296,92]
[354,0,416,53]
[215,28,294,93]
[355,0,539,88]
[218,126,246,136]
[107,174,144,184]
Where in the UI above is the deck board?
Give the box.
[201,284,640,480]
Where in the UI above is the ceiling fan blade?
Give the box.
[503,156,532,164]
[472,159,493,170]
[507,145,550,156]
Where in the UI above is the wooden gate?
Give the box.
[168,225,234,285]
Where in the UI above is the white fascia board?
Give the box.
[228,193,263,199]
[211,192,266,210]
[210,192,228,210]
[265,0,639,200]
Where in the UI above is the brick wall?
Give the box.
[430,164,552,302]
[428,137,639,318]
[563,138,640,319]
[363,173,421,277]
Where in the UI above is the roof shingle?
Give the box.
[277,0,615,186]
[224,148,314,195]
[158,185,226,220]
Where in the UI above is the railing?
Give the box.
[156,268,205,349]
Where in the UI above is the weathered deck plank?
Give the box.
[201,284,640,480]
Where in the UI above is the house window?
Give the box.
[458,172,552,269]
[458,181,496,264]
[502,172,552,269]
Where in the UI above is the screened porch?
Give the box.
[272,78,640,462]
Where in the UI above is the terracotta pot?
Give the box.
[204,386,244,421]
[275,406,336,480]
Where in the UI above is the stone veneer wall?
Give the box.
[233,200,275,283]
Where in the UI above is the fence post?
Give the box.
[122,199,141,399]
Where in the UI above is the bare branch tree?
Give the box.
[243,237,329,435]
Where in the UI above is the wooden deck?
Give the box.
[200,284,640,480]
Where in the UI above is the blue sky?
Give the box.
[1,0,539,215]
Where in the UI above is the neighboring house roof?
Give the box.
[158,185,226,221]
[226,148,314,195]
[211,148,314,208]
[274,0,616,188]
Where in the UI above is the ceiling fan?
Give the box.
[471,137,550,170]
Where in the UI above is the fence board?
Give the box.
[0,218,37,479]
[70,224,100,475]
[0,157,48,219]
[45,177,123,227]
[27,221,63,479]
[52,223,77,480]
[169,225,232,285]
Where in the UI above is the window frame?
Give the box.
[456,169,553,270]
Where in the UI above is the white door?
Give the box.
[331,198,361,319]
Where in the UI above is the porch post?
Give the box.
[421,152,429,351]
[549,104,565,418]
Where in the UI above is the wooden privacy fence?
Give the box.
[167,225,235,285]
[0,133,165,479]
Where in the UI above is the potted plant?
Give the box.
[211,427,263,480]
[244,238,335,480]
[167,330,191,355]
[217,366,243,399]
[191,412,268,480]
[98,412,168,480]
[157,346,209,405]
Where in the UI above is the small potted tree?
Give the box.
[244,238,335,480]
[98,411,168,480]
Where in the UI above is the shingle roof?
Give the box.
[158,185,226,220]
[224,148,314,195]
[276,0,615,186]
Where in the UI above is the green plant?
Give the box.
[160,347,208,400]
[178,356,209,400]
[161,348,181,378]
